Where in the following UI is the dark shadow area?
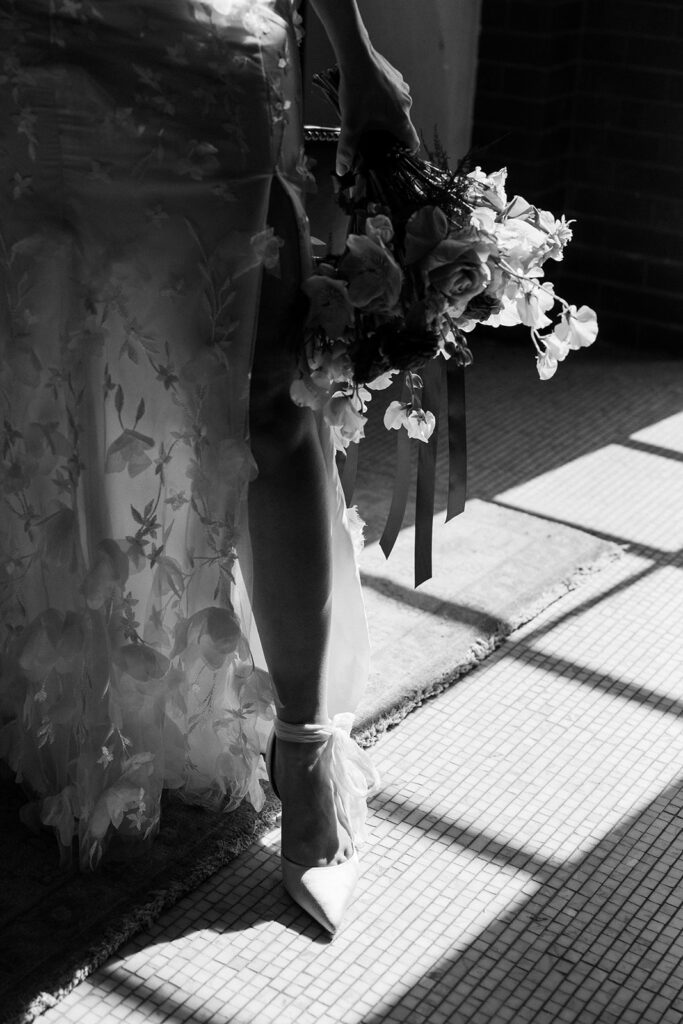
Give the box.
[623,437,683,465]
[0,787,282,1023]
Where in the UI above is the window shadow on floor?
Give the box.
[93,770,683,1024]
[361,776,683,1024]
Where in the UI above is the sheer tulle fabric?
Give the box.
[273,714,381,846]
[0,0,369,868]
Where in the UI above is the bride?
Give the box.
[0,0,418,933]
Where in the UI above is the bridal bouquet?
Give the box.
[291,108,598,455]
[292,69,598,583]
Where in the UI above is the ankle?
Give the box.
[275,739,327,773]
[276,709,330,728]
[274,718,333,744]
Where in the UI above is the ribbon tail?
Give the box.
[379,427,412,561]
[414,360,441,587]
[445,359,467,522]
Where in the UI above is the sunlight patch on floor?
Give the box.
[496,441,683,551]
[398,572,683,868]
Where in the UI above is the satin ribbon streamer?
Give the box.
[414,359,441,586]
[445,359,467,523]
[374,361,468,587]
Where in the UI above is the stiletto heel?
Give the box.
[265,714,379,935]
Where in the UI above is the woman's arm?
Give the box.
[308,0,372,64]
[308,0,420,174]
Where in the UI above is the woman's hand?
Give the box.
[336,49,420,175]
[309,0,419,174]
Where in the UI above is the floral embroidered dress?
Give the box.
[0,0,369,868]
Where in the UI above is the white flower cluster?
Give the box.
[463,168,598,379]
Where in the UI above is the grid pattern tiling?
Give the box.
[33,346,683,1024]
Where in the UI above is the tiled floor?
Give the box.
[34,343,683,1023]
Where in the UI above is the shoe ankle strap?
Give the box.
[274,719,336,744]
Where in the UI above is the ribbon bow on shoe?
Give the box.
[266,713,380,934]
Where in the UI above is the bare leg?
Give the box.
[247,180,352,866]
[248,397,332,727]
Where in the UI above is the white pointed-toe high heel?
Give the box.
[266,714,379,935]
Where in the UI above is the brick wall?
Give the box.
[472,0,683,351]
